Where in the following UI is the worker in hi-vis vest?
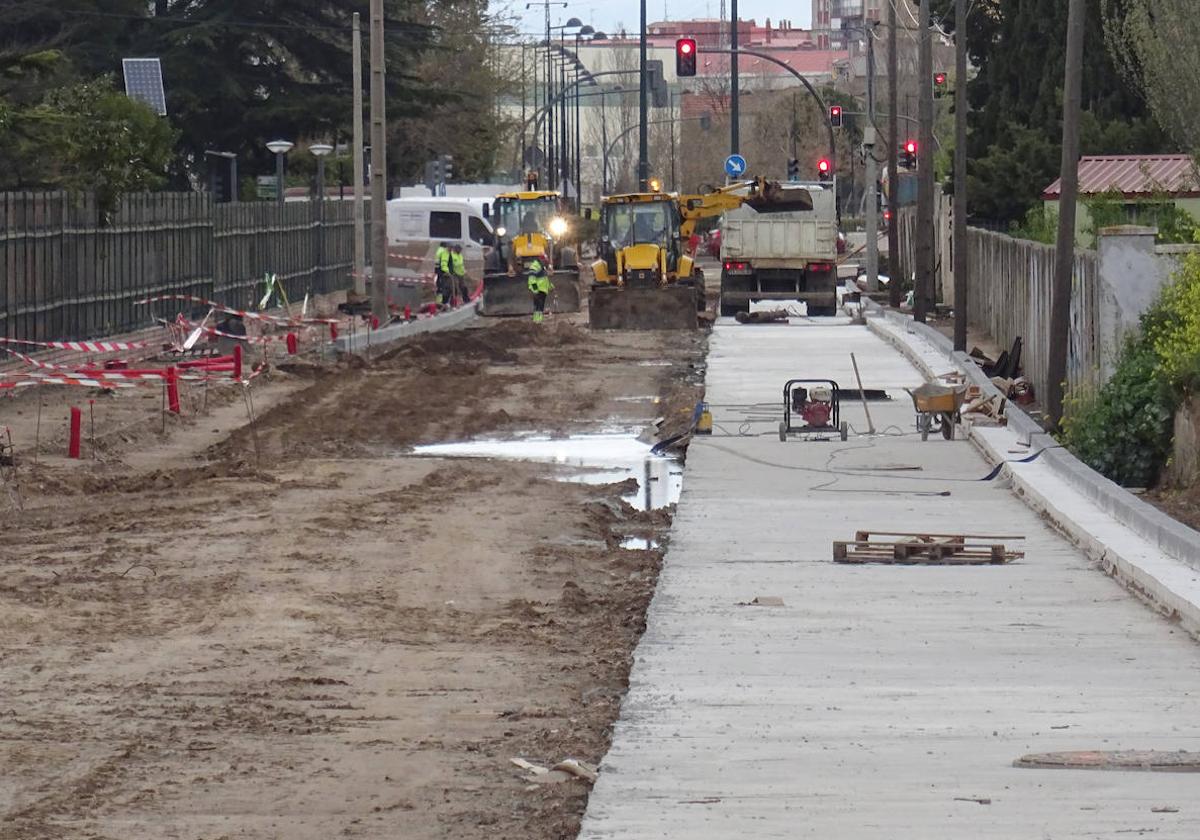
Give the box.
[434,242,452,306]
[450,243,469,305]
[525,255,552,323]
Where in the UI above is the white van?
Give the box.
[386,197,498,283]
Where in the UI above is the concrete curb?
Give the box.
[969,425,1200,639]
[862,305,1200,637]
[333,303,479,354]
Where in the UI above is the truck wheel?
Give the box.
[719,297,743,318]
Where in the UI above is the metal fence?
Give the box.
[966,228,1101,400]
[0,191,368,342]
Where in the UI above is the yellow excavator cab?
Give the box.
[588,181,769,329]
[482,191,582,316]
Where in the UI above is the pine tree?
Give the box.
[962,0,1171,224]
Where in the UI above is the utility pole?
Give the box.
[952,0,968,350]
[914,0,933,323]
[369,0,388,320]
[887,0,902,308]
[351,13,366,298]
[638,0,649,189]
[864,28,879,292]
[1046,0,1086,429]
[730,0,739,155]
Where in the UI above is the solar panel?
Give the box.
[122,58,167,116]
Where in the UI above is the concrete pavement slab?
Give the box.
[579,321,1200,839]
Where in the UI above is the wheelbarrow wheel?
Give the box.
[839,421,849,441]
[918,413,930,441]
[941,412,956,440]
[778,421,787,442]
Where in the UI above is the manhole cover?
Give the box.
[1015,750,1200,772]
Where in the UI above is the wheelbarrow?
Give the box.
[905,383,968,441]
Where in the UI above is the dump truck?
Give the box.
[480,191,581,316]
[718,181,840,317]
[589,182,754,330]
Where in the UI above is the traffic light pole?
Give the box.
[638,0,649,190]
[952,0,969,351]
[730,0,739,156]
[887,0,902,309]
[864,30,879,292]
[914,0,934,324]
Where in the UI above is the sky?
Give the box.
[492,0,814,42]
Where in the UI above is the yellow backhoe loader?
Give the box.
[481,191,581,316]
[588,181,762,330]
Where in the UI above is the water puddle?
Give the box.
[413,433,683,511]
[620,536,660,550]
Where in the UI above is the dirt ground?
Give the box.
[0,313,707,839]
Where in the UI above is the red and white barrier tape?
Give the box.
[0,336,154,352]
[136,294,338,326]
[156,318,289,345]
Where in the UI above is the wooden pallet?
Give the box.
[833,530,1025,565]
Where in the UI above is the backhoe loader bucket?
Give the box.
[588,284,699,330]
[480,269,582,317]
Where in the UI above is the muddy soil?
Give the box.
[0,315,706,840]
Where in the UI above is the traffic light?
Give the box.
[439,154,454,182]
[934,71,948,98]
[817,158,832,182]
[901,140,917,169]
[829,105,843,128]
[675,38,697,77]
[787,158,800,181]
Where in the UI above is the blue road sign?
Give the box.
[724,154,747,178]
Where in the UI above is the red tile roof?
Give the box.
[1043,155,1200,199]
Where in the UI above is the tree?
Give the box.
[963,0,1169,225]
[1102,0,1200,154]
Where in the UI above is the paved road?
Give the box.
[579,319,1200,839]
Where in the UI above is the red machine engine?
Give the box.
[795,385,834,428]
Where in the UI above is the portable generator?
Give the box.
[779,378,848,441]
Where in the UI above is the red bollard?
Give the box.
[233,344,243,381]
[166,366,180,414]
[286,332,298,355]
[329,322,339,341]
[68,406,82,459]
[371,314,380,330]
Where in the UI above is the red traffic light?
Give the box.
[934,72,947,85]
[829,105,843,127]
[905,140,917,154]
[676,38,697,76]
[818,159,830,173]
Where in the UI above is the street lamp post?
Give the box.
[309,143,333,293]
[638,0,648,189]
[266,139,294,205]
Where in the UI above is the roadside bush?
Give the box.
[1062,333,1174,487]
[1062,248,1200,486]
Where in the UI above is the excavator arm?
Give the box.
[677,180,761,241]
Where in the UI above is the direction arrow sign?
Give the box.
[724,154,747,177]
